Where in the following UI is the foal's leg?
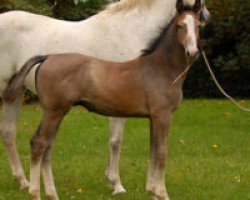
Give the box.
[0,98,29,189]
[105,117,126,194]
[29,111,64,200]
[42,136,58,200]
[146,110,171,200]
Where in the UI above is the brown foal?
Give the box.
[3,0,202,199]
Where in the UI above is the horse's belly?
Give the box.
[79,99,149,117]
[79,91,149,117]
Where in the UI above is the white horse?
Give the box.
[0,0,210,196]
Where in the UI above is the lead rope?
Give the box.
[173,65,191,84]
[201,49,250,112]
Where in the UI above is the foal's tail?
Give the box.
[3,55,48,103]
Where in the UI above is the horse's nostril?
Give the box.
[188,48,198,57]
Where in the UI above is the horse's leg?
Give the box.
[146,110,171,200]
[0,97,29,189]
[42,136,59,200]
[29,111,64,200]
[105,117,126,195]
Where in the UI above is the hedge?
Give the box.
[184,0,250,97]
[0,0,249,98]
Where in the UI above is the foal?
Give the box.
[3,0,202,199]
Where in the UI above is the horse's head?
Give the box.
[182,0,210,22]
[175,0,202,58]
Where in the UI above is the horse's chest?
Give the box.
[147,85,183,112]
[172,91,183,111]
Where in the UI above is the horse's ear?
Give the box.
[176,0,184,13]
[193,0,201,13]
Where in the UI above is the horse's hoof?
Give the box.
[150,193,170,200]
[147,187,170,200]
[20,179,30,190]
[150,195,170,200]
[29,193,41,200]
[29,189,41,200]
[45,194,59,200]
[13,173,30,190]
[112,185,126,195]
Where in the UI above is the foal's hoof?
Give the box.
[147,187,170,200]
[105,169,126,195]
[20,179,30,190]
[112,185,126,195]
[150,194,170,200]
[45,194,59,200]
[29,189,41,200]
[29,191,41,200]
[14,175,29,190]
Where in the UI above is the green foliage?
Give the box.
[184,0,250,97]
[0,0,109,19]
[0,0,53,15]
[0,0,14,12]
[0,0,249,97]
[206,0,249,71]
[50,0,109,20]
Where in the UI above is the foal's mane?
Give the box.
[142,4,198,56]
[141,18,174,56]
[106,0,154,13]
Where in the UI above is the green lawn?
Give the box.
[0,100,249,200]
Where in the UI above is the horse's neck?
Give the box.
[97,0,177,51]
[153,24,188,81]
[166,26,186,66]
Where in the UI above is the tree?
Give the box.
[51,0,110,20]
[184,0,250,97]
[0,0,14,13]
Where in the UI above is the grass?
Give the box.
[0,99,249,200]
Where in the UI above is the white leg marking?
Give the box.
[42,147,59,200]
[147,161,170,200]
[105,117,126,195]
[0,98,29,189]
[146,112,171,200]
[29,159,42,200]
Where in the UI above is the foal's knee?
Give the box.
[30,136,48,163]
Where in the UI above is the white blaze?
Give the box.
[183,15,198,56]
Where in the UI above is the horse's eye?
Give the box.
[177,24,184,29]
